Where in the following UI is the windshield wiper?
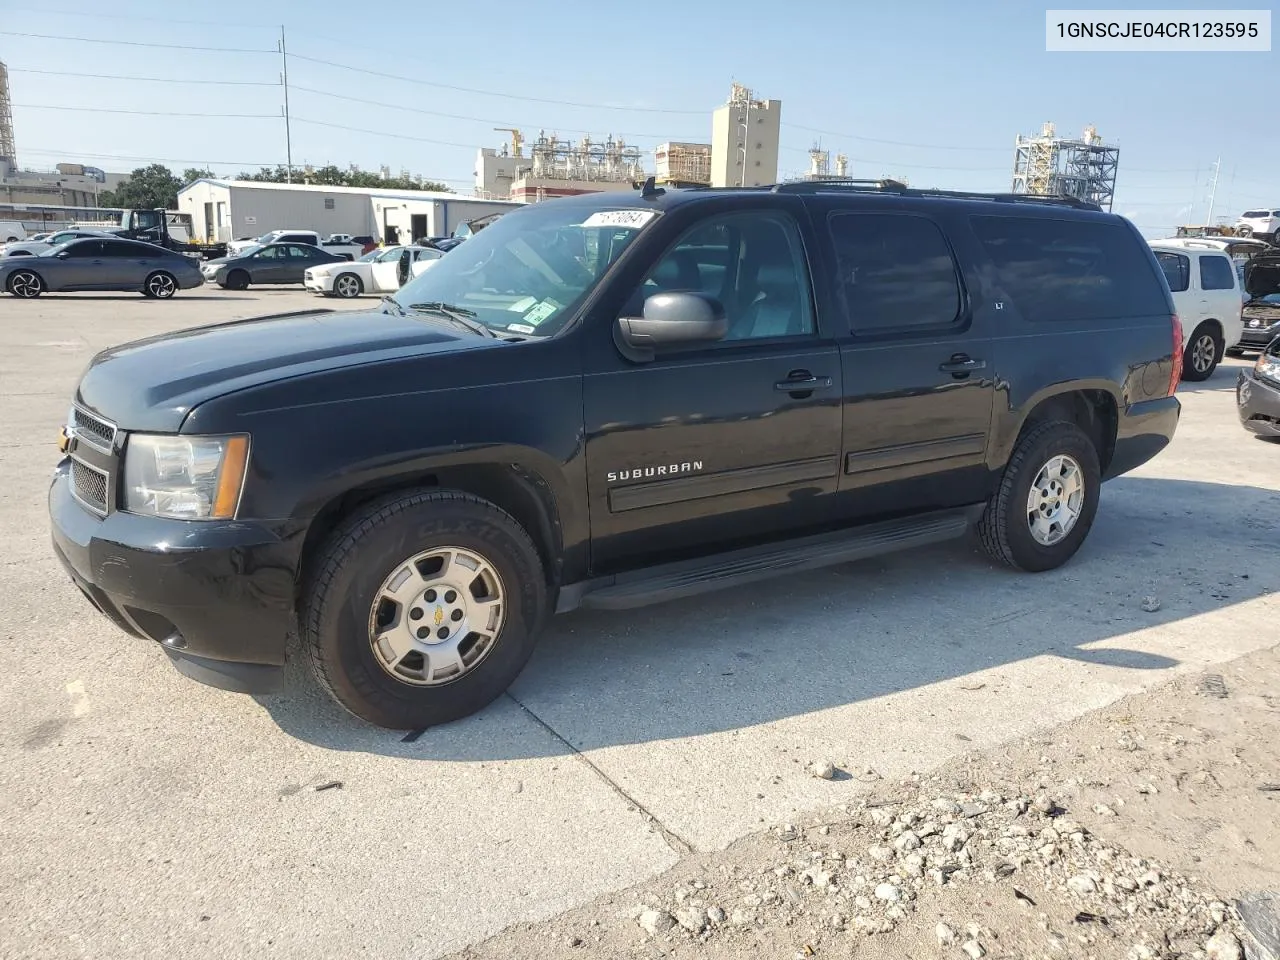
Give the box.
[404,301,497,338]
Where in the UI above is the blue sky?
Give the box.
[1,0,1275,236]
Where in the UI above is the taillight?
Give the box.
[1168,314,1183,395]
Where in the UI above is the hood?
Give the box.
[75,306,500,432]
[1244,253,1280,299]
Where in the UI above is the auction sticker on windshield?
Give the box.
[582,210,656,229]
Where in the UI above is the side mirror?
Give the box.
[55,251,70,259]
[616,292,728,358]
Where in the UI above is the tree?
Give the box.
[233,163,451,193]
[98,163,185,209]
[182,168,216,184]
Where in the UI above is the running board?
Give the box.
[557,505,982,613]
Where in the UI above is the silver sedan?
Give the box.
[1,237,206,299]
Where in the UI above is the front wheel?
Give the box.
[333,273,363,299]
[977,420,1101,573]
[143,271,178,299]
[7,270,43,298]
[302,490,548,729]
[225,269,250,290]
[1182,323,1220,381]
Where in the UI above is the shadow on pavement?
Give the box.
[256,475,1280,757]
[1174,360,1249,393]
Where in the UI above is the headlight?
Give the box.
[1256,351,1280,386]
[123,434,250,520]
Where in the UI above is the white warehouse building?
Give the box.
[177,179,521,245]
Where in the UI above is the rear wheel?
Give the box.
[333,273,363,299]
[302,490,548,729]
[7,270,43,298]
[1182,323,1220,381]
[225,269,250,290]
[977,420,1101,573]
[143,271,178,299]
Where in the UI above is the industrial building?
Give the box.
[710,83,782,188]
[177,178,521,244]
[473,129,646,202]
[1011,122,1120,211]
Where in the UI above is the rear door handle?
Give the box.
[939,356,986,374]
[775,373,833,392]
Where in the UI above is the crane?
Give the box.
[493,128,524,158]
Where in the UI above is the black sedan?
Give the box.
[1237,337,1280,440]
[202,242,350,290]
[0,237,205,299]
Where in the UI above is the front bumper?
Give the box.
[1237,369,1280,437]
[303,274,332,293]
[48,460,295,694]
[1237,322,1280,350]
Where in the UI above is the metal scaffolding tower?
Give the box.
[1011,122,1119,211]
[0,60,16,170]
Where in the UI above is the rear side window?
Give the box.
[1156,252,1190,292]
[1243,210,1268,218]
[1199,255,1235,291]
[969,216,1168,322]
[827,212,962,334]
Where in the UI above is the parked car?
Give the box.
[202,242,350,289]
[1236,248,1280,354]
[304,244,445,298]
[0,220,27,243]
[48,183,1183,729]
[1235,208,1280,242]
[1,236,204,299]
[1149,239,1244,380]
[2,228,117,258]
[225,229,363,260]
[1236,337,1280,439]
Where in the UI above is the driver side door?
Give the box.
[582,204,844,574]
[370,248,405,291]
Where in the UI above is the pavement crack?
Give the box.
[504,691,694,856]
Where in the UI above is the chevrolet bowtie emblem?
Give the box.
[433,606,444,626]
[57,426,71,454]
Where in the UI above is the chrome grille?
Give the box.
[73,407,117,449]
[71,459,109,514]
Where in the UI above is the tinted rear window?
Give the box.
[969,216,1168,322]
[1199,255,1235,291]
[1156,252,1190,292]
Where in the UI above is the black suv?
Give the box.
[49,181,1183,730]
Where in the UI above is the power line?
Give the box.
[20,146,278,166]
[290,117,477,149]
[0,29,275,53]
[9,68,279,86]
[12,103,280,119]
[287,52,707,115]
[287,84,704,141]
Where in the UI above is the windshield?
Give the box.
[357,248,388,263]
[390,203,656,337]
[374,246,406,262]
[236,244,265,258]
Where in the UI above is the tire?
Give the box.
[225,269,250,291]
[977,420,1101,573]
[143,271,178,299]
[302,489,548,729]
[4,236,17,243]
[1238,226,1253,238]
[7,269,43,298]
[333,273,363,299]
[1182,323,1220,381]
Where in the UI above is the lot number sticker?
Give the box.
[581,210,656,229]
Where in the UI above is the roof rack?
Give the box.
[770,178,1102,211]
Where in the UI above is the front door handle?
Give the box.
[939,355,986,375]
[775,373,833,392]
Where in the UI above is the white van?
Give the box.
[0,221,27,244]
[1149,238,1245,381]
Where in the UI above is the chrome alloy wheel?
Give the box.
[334,274,361,298]
[368,546,506,686]
[9,271,42,298]
[1190,333,1217,374]
[1026,454,1085,547]
[147,273,176,298]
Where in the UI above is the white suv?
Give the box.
[1149,239,1245,381]
[1235,208,1280,242]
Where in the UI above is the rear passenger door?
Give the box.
[811,203,999,516]
[98,239,150,289]
[1197,252,1242,349]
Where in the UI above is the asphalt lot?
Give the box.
[1,286,1278,960]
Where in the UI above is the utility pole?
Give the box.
[279,26,293,183]
[1205,157,1221,227]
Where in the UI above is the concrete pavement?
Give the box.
[1,288,1276,959]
